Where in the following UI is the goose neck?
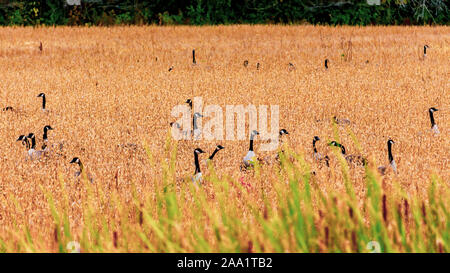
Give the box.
[429,110,435,127]
[194,152,201,174]
[209,148,219,160]
[388,142,394,162]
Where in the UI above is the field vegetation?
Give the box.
[0,26,448,252]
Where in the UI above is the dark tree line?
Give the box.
[0,0,447,26]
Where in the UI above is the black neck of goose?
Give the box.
[43,128,48,141]
[388,142,393,162]
[325,60,328,69]
[41,96,46,110]
[193,116,199,130]
[313,139,318,153]
[249,138,254,152]
[424,46,427,55]
[208,148,219,160]
[339,144,346,155]
[192,50,196,64]
[429,110,435,127]
[194,152,201,174]
[23,138,30,150]
[30,136,36,149]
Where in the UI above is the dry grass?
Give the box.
[0,25,448,252]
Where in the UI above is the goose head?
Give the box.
[216,145,224,150]
[170,122,181,129]
[70,157,81,165]
[429,107,438,113]
[193,112,203,119]
[17,135,26,142]
[313,136,320,142]
[44,125,54,131]
[194,148,205,154]
[387,139,395,145]
[185,99,193,108]
[279,129,289,136]
[37,93,45,98]
[250,130,259,140]
[328,141,345,154]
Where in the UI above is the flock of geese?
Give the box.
[11,93,91,182]
[173,99,440,184]
[10,45,439,186]
[171,45,439,184]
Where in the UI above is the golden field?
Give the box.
[0,25,448,253]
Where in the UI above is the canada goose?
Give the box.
[170,121,180,129]
[274,129,290,164]
[313,136,330,167]
[42,125,53,142]
[288,63,295,71]
[25,133,45,160]
[192,148,205,184]
[207,145,224,161]
[70,157,94,183]
[193,112,203,139]
[117,143,138,150]
[333,116,351,125]
[279,129,289,143]
[328,141,367,167]
[192,49,196,65]
[325,59,329,69]
[169,121,188,138]
[429,107,439,134]
[243,60,248,67]
[378,139,397,175]
[423,45,429,58]
[17,135,30,150]
[37,93,46,111]
[242,130,259,169]
[185,99,193,109]
[17,135,31,160]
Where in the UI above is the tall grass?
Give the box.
[0,134,447,253]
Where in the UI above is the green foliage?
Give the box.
[0,0,447,26]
